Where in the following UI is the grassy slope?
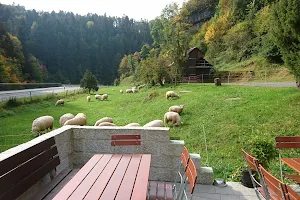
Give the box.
[1,84,300,181]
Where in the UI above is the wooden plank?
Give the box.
[260,166,283,197]
[0,156,60,200]
[131,154,151,200]
[111,134,141,140]
[276,143,300,149]
[186,159,197,194]
[286,184,300,200]
[149,182,157,200]
[115,154,142,200]
[100,155,132,200]
[157,183,165,200]
[0,137,55,176]
[52,154,103,200]
[281,158,300,173]
[83,154,123,200]
[0,146,58,194]
[111,141,141,146]
[68,154,113,200]
[165,183,173,200]
[33,168,72,200]
[275,136,300,142]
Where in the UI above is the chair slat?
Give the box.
[275,136,300,143]
[185,159,197,195]
[285,184,300,200]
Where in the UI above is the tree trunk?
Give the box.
[296,75,300,89]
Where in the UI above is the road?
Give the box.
[225,82,296,87]
[0,85,81,102]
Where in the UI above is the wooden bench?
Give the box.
[275,136,300,184]
[0,137,71,200]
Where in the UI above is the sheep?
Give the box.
[94,117,113,126]
[138,84,145,90]
[169,105,185,115]
[166,91,179,99]
[87,96,91,102]
[143,120,164,127]
[132,88,138,93]
[59,113,75,126]
[120,90,123,94]
[164,112,181,126]
[126,89,133,93]
[95,94,101,100]
[98,122,116,126]
[55,99,64,106]
[75,113,86,118]
[32,116,54,133]
[125,123,141,127]
[64,117,86,126]
[101,94,108,100]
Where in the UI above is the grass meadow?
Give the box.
[1,84,300,181]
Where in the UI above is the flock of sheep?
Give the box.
[32,89,184,134]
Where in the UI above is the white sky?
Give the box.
[0,0,186,20]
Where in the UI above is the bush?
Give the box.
[4,97,20,108]
[114,78,120,86]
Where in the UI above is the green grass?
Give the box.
[1,84,300,181]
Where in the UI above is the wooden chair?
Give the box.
[149,146,191,200]
[283,184,300,200]
[259,165,287,200]
[242,149,268,200]
[275,136,300,184]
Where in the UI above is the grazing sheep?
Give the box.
[126,89,133,93]
[120,90,123,94]
[101,94,108,100]
[87,96,91,102]
[94,117,113,126]
[164,112,181,126]
[169,105,185,115]
[125,123,141,127]
[98,122,116,126]
[75,113,86,119]
[32,116,54,133]
[95,94,101,100]
[166,91,179,99]
[138,84,145,90]
[59,113,75,126]
[55,99,64,106]
[214,78,221,86]
[143,120,164,127]
[64,117,86,126]
[132,88,138,93]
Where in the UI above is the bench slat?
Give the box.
[0,156,60,200]
[0,146,58,194]
[111,134,141,140]
[111,141,141,146]
[149,182,157,200]
[115,154,142,200]
[0,137,55,177]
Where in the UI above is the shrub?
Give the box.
[4,97,20,108]
[114,78,120,86]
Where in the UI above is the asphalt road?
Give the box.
[0,85,81,102]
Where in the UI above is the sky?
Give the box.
[0,0,186,20]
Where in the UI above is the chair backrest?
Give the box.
[275,136,300,149]
[185,159,197,195]
[181,146,190,171]
[259,165,287,200]
[111,134,141,146]
[242,148,260,172]
[284,184,300,200]
[0,137,59,200]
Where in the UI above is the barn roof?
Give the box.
[187,47,201,54]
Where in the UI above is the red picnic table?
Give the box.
[52,154,151,200]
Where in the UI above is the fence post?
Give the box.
[228,72,230,84]
[265,71,267,83]
[66,90,68,97]
[30,91,32,101]
[202,74,204,83]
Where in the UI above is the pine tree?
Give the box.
[80,69,99,94]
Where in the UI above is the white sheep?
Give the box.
[126,89,133,93]
[125,123,141,127]
[143,120,164,127]
[64,117,86,126]
[87,96,91,102]
[75,113,86,119]
[59,113,75,126]
[101,94,108,100]
[95,94,101,100]
[132,88,138,93]
[98,122,116,126]
[166,91,179,99]
[164,112,181,126]
[32,116,54,133]
[169,105,184,115]
[120,90,123,94]
[55,99,64,106]
[94,117,113,126]
[138,84,145,90]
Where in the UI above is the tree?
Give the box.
[80,69,99,94]
[271,0,300,88]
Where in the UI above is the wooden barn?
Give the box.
[183,47,213,83]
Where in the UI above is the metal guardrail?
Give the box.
[0,83,62,91]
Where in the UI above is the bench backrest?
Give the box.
[275,136,300,149]
[111,134,141,146]
[259,165,287,200]
[0,137,60,200]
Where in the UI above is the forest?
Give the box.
[1,0,300,85]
